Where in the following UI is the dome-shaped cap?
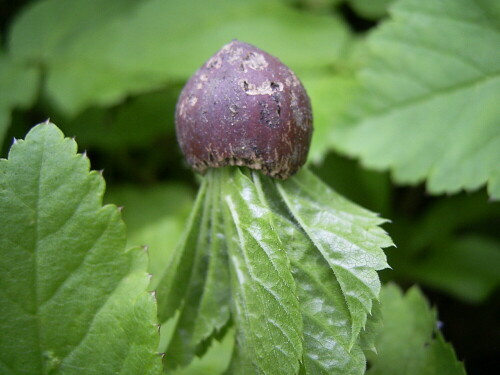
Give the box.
[175,40,313,179]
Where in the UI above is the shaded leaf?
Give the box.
[401,235,500,303]
[367,284,466,375]
[334,0,500,199]
[0,123,161,374]
[388,191,500,302]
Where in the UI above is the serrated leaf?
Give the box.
[367,284,466,375]
[164,174,231,369]
[157,167,392,374]
[0,123,161,374]
[335,0,500,200]
[273,206,366,374]
[253,173,377,375]
[222,168,303,375]
[9,0,350,115]
[277,168,392,345]
[0,54,39,146]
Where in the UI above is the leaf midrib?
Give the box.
[33,127,46,372]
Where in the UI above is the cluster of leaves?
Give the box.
[1,123,465,374]
[157,166,391,374]
[1,0,499,374]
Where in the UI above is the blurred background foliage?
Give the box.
[1,0,498,374]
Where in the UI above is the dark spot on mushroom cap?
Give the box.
[175,40,313,179]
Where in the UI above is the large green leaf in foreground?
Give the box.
[335,0,500,199]
[367,284,466,375]
[0,123,161,374]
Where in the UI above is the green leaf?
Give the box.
[0,54,39,145]
[157,167,392,374]
[277,169,392,344]
[335,0,500,200]
[9,0,350,115]
[222,168,303,375]
[367,284,466,375]
[254,173,383,374]
[0,122,161,374]
[271,199,366,374]
[8,0,139,62]
[164,173,231,369]
[192,174,231,345]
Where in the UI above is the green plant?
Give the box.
[1,0,498,374]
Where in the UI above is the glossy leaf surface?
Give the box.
[277,169,392,344]
[158,167,392,374]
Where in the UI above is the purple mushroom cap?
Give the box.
[175,40,313,179]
